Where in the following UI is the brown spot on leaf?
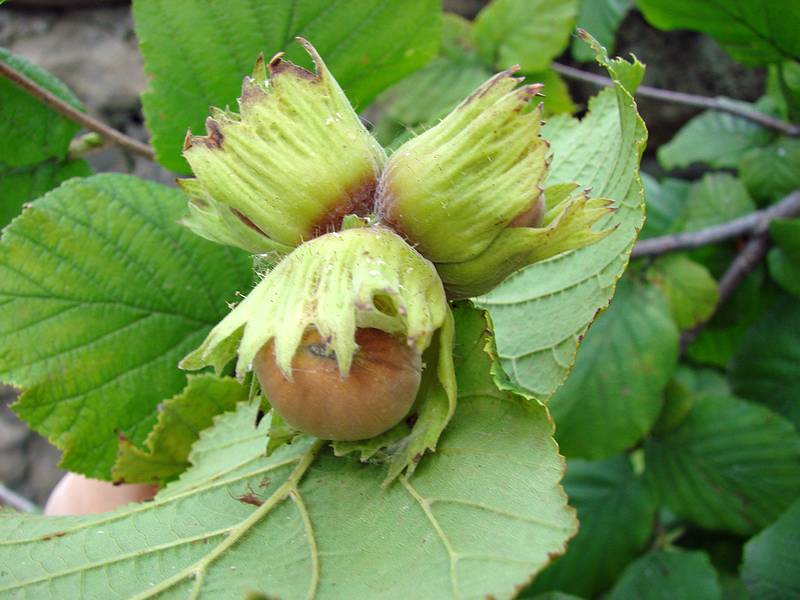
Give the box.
[236,493,264,507]
[41,531,66,541]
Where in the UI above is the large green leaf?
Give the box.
[729,298,800,428]
[645,393,800,536]
[133,0,441,173]
[647,254,718,329]
[547,280,678,458]
[571,0,632,62]
[657,107,774,171]
[636,0,800,66]
[0,174,252,478]
[741,498,800,600]
[606,550,722,600]
[739,137,800,205]
[0,306,577,599]
[473,0,578,71]
[0,48,90,227]
[113,374,249,484]
[524,454,657,597]
[475,42,647,401]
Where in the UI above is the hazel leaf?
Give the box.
[547,280,679,459]
[729,298,800,428]
[741,498,800,600]
[133,0,441,172]
[473,0,578,72]
[524,454,658,598]
[636,0,800,66]
[113,374,249,485]
[645,393,800,536]
[657,105,774,171]
[0,174,253,479]
[0,306,577,600]
[647,254,719,329]
[475,39,647,401]
[571,0,632,63]
[606,550,722,600]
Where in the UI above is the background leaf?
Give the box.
[0,48,90,227]
[373,11,574,150]
[729,298,800,428]
[571,0,632,63]
[524,454,657,597]
[685,270,773,368]
[606,549,722,600]
[640,174,690,239]
[741,498,800,600]
[548,280,679,458]
[739,137,800,205]
[0,306,577,600]
[476,46,647,401]
[635,0,800,66]
[766,218,800,296]
[645,393,800,536]
[647,254,718,329]
[133,0,441,172]
[0,174,252,478]
[113,374,249,484]
[682,174,755,232]
[657,107,774,171]
[525,68,576,116]
[473,0,578,71]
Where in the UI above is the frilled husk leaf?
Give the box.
[438,185,615,298]
[180,226,449,379]
[376,66,549,263]
[181,38,386,252]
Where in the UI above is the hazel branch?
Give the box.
[0,58,155,161]
[632,190,800,258]
[551,62,800,137]
[0,482,39,513]
[679,233,771,352]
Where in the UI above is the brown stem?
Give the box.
[0,58,155,161]
[633,190,800,258]
[552,62,800,137]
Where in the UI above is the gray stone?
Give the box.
[0,412,28,451]
[0,446,27,485]
[4,6,146,116]
[21,436,64,505]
